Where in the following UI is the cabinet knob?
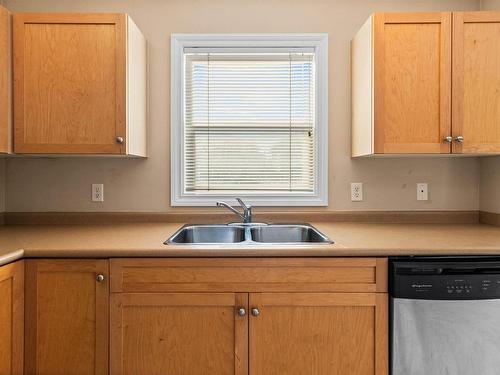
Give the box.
[116,136,124,144]
[443,136,453,143]
[96,274,105,283]
[237,308,246,317]
[251,308,260,317]
[454,136,464,143]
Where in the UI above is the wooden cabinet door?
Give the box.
[25,260,109,375]
[249,293,388,375]
[373,13,452,154]
[0,5,11,154]
[452,11,500,154]
[0,261,24,375]
[110,293,248,375]
[13,14,126,154]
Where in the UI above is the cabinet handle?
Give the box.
[116,136,124,144]
[443,136,453,143]
[237,308,246,317]
[454,136,464,143]
[251,308,260,317]
[96,274,105,283]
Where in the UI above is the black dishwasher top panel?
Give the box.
[390,257,500,300]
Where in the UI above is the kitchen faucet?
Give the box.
[216,198,253,223]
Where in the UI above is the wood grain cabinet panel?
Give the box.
[374,13,452,154]
[453,11,500,154]
[353,11,500,156]
[352,12,452,156]
[0,5,11,154]
[110,293,248,375]
[109,258,389,374]
[0,261,24,375]
[25,259,109,375]
[13,13,147,155]
[249,293,388,375]
[110,258,388,293]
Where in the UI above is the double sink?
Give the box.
[166,223,332,245]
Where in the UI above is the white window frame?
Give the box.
[171,34,328,206]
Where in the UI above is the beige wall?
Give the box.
[481,0,500,9]
[4,0,481,212]
[479,0,500,214]
[480,158,500,214]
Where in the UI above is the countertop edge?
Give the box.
[4,247,500,267]
[0,249,25,267]
[10,246,500,262]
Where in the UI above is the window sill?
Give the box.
[171,193,328,207]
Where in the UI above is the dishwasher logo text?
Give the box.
[411,284,433,289]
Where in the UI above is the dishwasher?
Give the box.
[390,257,500,375]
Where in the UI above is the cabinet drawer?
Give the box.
[110,258,388,293]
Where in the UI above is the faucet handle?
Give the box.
[236,197,251,209]
[236,198,253,224]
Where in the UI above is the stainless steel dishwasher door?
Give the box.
[392,298,500,375]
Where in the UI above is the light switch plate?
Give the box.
[417,183,428,201]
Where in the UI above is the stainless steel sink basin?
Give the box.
[167,225,246,244]
[250,224,332,244]
[165,223,332,245]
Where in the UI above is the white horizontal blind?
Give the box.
[184,50,315,192]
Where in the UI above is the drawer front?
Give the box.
[111,258,387,293]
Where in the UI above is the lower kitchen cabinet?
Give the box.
[110,291,387,375]
[110,293,248,375]
[249,293,387,375]
[24,259,109,375]
[0,261,24,375]
[14,258,387,374]
[109,258,388,375]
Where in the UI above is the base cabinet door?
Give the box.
[25,260,109,375]
[110,293,248,375]
[0,261,24,375]
[249,293,388,375]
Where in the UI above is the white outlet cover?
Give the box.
[351,182,363,202]
[417,183,428,201]
[92,184,104,202]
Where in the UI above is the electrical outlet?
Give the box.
[417,183,428,201]
[351,183,363,201]
[92,184,104,202]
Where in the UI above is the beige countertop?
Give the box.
[1,222,500,266]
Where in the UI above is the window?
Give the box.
[171,35,328,206]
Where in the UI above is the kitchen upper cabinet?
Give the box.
[13,13,147,156]
[0,261,24,375]
[0,5,12,154]
[249,293,387,375]
[352,11,500,156]
[452,11,500,154]
[352,12,452,156]
[110,293,248,375]
[25,260,109,375]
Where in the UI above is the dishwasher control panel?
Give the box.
[390,257,500,300]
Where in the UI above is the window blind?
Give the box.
[184,50,316,192]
